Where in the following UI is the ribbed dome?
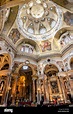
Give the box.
[17,0,63,41]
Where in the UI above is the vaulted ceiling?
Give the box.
[0,0,73,58]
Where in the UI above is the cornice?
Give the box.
[0,34,73,62]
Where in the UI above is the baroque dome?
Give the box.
[17,0,63,41]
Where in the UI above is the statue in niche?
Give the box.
[0,81,4,94]
[40,40,51,52]
[50,81,59,94]
[9,28,20,44]
[64,80,70,92]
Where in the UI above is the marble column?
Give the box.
[32,75,38,102]
[37,79,41,104]
[68,76,73,99]
[43,75,50,103]
[58,72,68,103]
[59,77,67,103]
[29,83,31,101]
[4,74,12,104]
[57,77,63,97]
[47,79,51,102]
[32,78,35,102]
[67,70,73,100]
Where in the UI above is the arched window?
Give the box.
[20,44,34,54]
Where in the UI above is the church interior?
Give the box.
[0,0,73,107]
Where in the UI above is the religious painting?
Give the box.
[64,11,73,26]
[40,40,51,52]
[9,28,20,44]
[64,80,70,92]
[50,81,59,94]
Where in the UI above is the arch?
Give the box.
[19,65,32,76]
[42,61,61,75]
[16,63,36,76]
[15,38,40,52]
[54,27,73,40]
[44,64,59,76]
